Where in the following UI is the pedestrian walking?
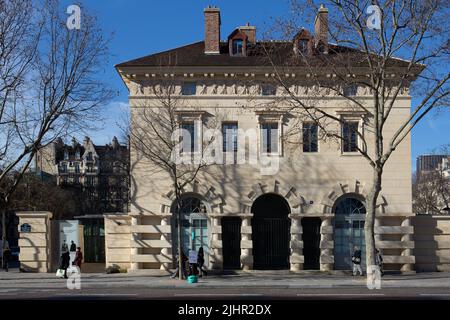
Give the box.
[73,247,83,271]
[70,241,77,252]
[351,246,363,276]
[197,247,207,277]
[375,248,384,276]
[170,251,188,279]
[60,251,70,279]
[2,243,11,272]
[61,240,69,253]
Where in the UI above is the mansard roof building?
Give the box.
[36,136,130,215]
[113,6,419,273]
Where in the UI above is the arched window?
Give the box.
[335,197,366,215]
[171,196,209,267]
[333,196,366,270]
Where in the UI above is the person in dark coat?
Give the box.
[170,251,188,279]
[375,249,384,276]
[351,246,363,276]
[70,241,76,252]
[60,251,70,279]
[73,247,83,271]
[2,244,11,272]
[197,247,207,277]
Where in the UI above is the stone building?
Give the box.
[36,136,130,215]
[111,6,418,273]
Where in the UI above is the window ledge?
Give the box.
[340,152,361,157]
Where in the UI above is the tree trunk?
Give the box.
[177,207,183,280]
[365,166,383,271]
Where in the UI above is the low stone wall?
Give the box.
[413,215,450,272]
[104,214,131,271]
[16,211,52,272]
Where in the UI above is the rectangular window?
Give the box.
[343,84,358,97]
[302,123,318,153]
[222,122,238,152]
[261,123,279,154]
[60,163,67,173]
[342,122,359,152]
[181,82,196,96]
[261,84,276,96]
[232,39,244,55]
[75,162,80,173]
[181,122,196,153]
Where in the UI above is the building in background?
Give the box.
[35,136,130,265]
[36,136,130,215]
[416,155,449,177]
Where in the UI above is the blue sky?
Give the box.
[70,0,449,170]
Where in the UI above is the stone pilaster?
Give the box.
[210,216,223,269]
[240,215,253,270]
[400,217,414,272]
[289,214,303,271]
[320,217,334,271]
[130,217,140,270]
[160,216,171,271]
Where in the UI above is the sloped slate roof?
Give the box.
[115,41,411,69]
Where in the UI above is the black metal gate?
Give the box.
[302,217,321,270]
[222,217,241,270]
[252,217,290,270]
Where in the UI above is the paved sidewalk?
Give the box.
[1,269,450,289]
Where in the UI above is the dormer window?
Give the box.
[298,39,308,54]
[228,29,247,57]
[232,39,244,55]
[293,29,313,56]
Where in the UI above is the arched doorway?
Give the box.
[251,193,291,270]
[333,196,366,270]
[171,196,209,268]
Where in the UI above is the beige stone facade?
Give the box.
[111,6,417,273]
[16,212,53,272]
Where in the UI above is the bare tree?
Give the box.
[124,59,221,279]
[413,145,450,215]
[0,0,113,251]
[261,0,449,272]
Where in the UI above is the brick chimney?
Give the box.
[239,23,256,44]
[314,4,328,53]
[204,6,221,55]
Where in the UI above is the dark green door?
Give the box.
[83,219,105,263]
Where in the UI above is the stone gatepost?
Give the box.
[240,215,253,270]
[210,216,223,270]
[289,214,303,271]
[320,216,334,271]
[160,216,172,271]
[16,211,52,272]
[401,217,414,272]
